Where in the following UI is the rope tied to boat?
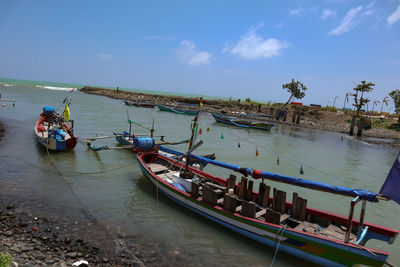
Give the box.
[270,225,287,267]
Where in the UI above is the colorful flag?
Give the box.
[63,103,70,122]
[379,153,400,205]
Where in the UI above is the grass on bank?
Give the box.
[0,253,13,267]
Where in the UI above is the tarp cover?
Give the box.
[159,146,378,202]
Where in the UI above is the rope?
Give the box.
[270,225,287,267]
[76,163,133,175]
[245,139,347,183]
[128,120,152,131]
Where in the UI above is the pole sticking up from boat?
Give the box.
[185,115,198,170]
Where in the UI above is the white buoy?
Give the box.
[228,188,234,196]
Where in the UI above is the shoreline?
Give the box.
[80,86,400,148]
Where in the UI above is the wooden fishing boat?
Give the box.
[137,150,399,266]
[124,99,155,108]
[212,112,274,131]
[114,131,215,169]
[158,104,199,115]
[34,106,77,151]
[136,116,399,266]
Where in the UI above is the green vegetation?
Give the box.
[0,253,13,267]
[349,81,375,136]
[389,89,400,122]
[324,106,337,112]
[282,79,307,108]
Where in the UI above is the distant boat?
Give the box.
[158,104,199,115]
[124,99,155,108]
[34,106,77,151]
[212,112,274,131]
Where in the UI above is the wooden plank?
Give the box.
[255,209,266,218]
[205,181,227,191]
[217,198,224,204]
[265,209,281,225]
[227,174,236,189]
[273,189,286,214]
[292,192,298,218]
[190,181,200,198]
[299,198,307,221]
[242,201,256,218]
[238,177,247,199]
[236,205,242,212]
[257,183,270,208]
[223,194,238,213]
[202,185,217,205]
[246,180,254,201]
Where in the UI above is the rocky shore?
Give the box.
[80,86,400,148]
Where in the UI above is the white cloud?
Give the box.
[98,54,111,61]
[222,23,288,60]
[275,23,284,29]
[289,8,304,15]
[329,6,363,35]
[321,8,336,20]
[175,40,211,66]
[388,5,400,25]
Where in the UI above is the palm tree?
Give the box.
[372,100,380,113]
[380,96,389,113]
[333,96,339,108]
[343,92,351,109]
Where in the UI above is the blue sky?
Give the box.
[0,0,399,110]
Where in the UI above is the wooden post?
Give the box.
[345,197,359,243]
[238,177,247,199]
[272,189,286,214]
[246,180,253,201]
[357,200,367,238]
[202,185,217,205]
[223,194,238,213]
[257,183,270,208]
[190,181,200,198]
[291,110,296,123]
[242,201,256,218]
[265,209,281,224]
[291,192,298,217]
[226,174,236,190]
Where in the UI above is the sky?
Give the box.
[0,0,400,110]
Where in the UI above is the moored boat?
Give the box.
[136,116,399,266]
[137,149,399,266]
[212,112,274,131]
[34,106,77,151]
[158,104,199,115]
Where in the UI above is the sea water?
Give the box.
[0,83,399,266]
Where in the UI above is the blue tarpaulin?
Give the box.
[159,145,378,202]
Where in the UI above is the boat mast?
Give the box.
[185,116,198,170]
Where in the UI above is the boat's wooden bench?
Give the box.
[205,182,227,193]
[147,163,169,174]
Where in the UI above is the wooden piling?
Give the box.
[257,183,270,208]
[246,180,254,201]
[238,177,248,199]
[223,194,238,213]
[242,201,256,218]
[227,174,236,190]
[191,181,200,198]
[272,189,286,214]
[202,185,217,205]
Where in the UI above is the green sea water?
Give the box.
[0,77,230,100]
[0,83,399,266]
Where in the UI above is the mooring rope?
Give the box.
[245,138,347,183]
[270,225,287,267]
